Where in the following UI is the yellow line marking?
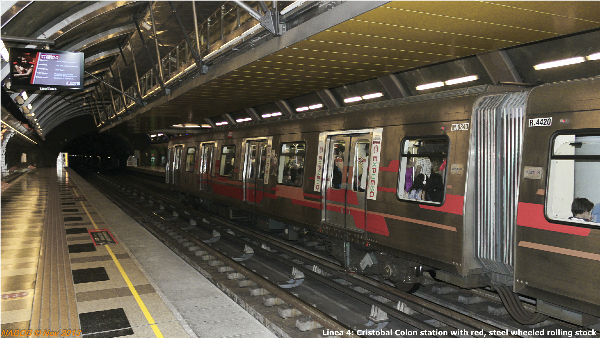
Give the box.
[73,189,164,338]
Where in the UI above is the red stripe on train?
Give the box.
[419,194,464,215]
[516,202,591,236]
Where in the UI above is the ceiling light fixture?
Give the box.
[344,96,362,103]
[362,92,383,100]
[534,56,586,70]
[587,52,600,61]
[296,106,309,112]
[262,112,282,118]
[235,117,252,123]
[215,121,228,126]
[445,75,479,86]
[416,82,444,91]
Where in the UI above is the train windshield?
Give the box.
[397,137,448,204]
[547,134,600,225]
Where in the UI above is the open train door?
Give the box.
[243,139,269,205]
[199,143,215,193]
[324,133,372,232]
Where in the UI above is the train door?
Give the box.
[244,140,268,204]
[172,145,183,185]
[200,143,215,193]
[166,147,172,184]
[324,134,372,231]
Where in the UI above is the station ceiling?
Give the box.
[2,1,600,142]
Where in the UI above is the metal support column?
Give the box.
[169,1,206,74]
[192,1,201,56]
[134,15,168,95]
[149,4,165,84]
[119,43,144,103]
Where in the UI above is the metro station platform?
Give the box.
[1,168,276,338]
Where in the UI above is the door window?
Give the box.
[278,142,306,186]
[397,137,448,204]
[219,145,236,177]
[546,133,600,225]
[185,147,196,172]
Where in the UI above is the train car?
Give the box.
[166,77,600,326]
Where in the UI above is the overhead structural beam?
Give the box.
[223,113,237,126]
[316,89,340,109]
[275,100,293,116]
[377,74,409,99]
[203,118,215,128]
[85,71,142,106]
[477,50,522,85]
[233,1,283,36]
[169,1,206,74]
[244,108,260,121]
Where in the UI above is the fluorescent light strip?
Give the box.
[262,111,282,118]
[309,104,323,110]
[344,96,362,103]
[236,117,252,123]
[362,92,383,100]
[215,121,228,126]
[587,52,600,61]
[296,106,309,112]
[416,82,444,91]
[534,57,585,70]
[445,75,478,86]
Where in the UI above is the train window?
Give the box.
[546,134,600,225]
[397,137,448,204]
[352,140,370,192]
[185,147,196,172]
[278,142,305,187]
[219,145,236,177]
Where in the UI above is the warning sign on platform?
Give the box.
[89,229,117,246]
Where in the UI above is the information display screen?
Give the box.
[9,48,84,91]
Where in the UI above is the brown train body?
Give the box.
[167,78,600,325]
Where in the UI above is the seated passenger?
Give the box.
[424,172,444,203]
[591,202,600,223]
[569,198,594,222]
[408,173,425,200]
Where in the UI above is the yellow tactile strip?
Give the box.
[29,171,80,337]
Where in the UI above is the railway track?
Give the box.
[80,169,596,338]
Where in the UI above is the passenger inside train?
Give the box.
[546,134,600,225]
[569,198,594,222]
[398,138,448,204]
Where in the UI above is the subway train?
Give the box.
[165,76,600,326]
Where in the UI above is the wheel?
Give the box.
[394,281,421,293]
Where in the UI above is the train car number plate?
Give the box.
[451,123,469,131]
[528,117,552,127]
